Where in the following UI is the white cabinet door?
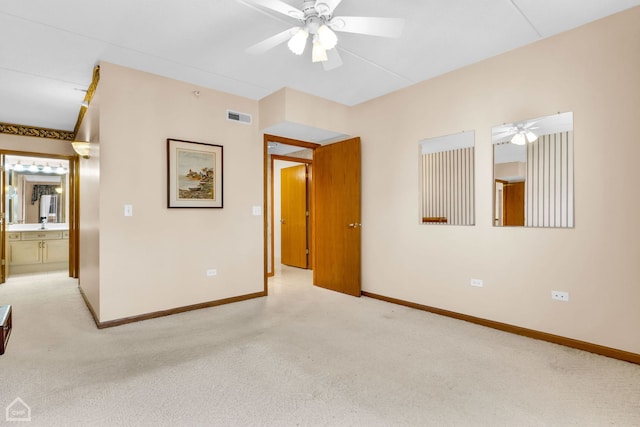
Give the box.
[9,241,42,265]
[43,239,69,264]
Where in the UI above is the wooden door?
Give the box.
[281,164,308,268]
[313,137,361,297]
[503,181,525,226]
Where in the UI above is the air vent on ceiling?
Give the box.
[226,110,252,125]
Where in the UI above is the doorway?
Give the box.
[266,136,318,279]
[0,151,78,283]
[264,134,362,297]
[495,179,525,226]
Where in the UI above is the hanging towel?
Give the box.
[40,195,52,218]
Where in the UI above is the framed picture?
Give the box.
[167,138,223,208]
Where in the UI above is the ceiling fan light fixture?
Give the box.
[315,2,331,16]
[525,131,538,143]
[312,37,328,62]
[511,132,526,145]
[288,28,309,55]
[317,25,337,50]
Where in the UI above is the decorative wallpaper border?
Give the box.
[0,123,75,141]
[0,65,100,142]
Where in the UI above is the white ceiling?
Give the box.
[0,0,639,133]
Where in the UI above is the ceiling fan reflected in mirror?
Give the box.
[245,0,405,70]
[494,120,540,145]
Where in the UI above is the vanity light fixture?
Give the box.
[28,163,38,173]
[56,165,66,174]
[72,141,91,158]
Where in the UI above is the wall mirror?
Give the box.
[4,155,70,227]
[419,131,475,225]
[493,112,574,228]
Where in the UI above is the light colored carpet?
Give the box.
[0,267,639,426]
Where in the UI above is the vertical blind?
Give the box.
[422,147,475,225]
[526,131,574,227]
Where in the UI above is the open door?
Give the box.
[313,137,361,297]
[281,164,308,269]
[503,181,525,226]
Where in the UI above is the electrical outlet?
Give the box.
[206,269,217,277]
[470,278,483,287]
[551,290,569,302]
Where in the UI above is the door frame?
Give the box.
[0,149,78,283]
[263,134,320,292]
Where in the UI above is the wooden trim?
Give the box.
[265,134,318,282]
[1,155,5,284]
[80,289,266,329]
[271,154,313,164]
[265,134,321,150]
[422,217,448,223]
[0,150,77,279]
[73,65,100,138]
[69,157,79,278]
[362,291,640,365]
[264,134,270,293]
[78,286,100,326]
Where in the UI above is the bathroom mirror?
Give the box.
[419,131,475,225]
[493,112,574,228]
[4,155,70,226]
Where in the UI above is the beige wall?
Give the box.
[495,162,526,180]
[0,134,75,157]
[12,8,638,355]
[350,8,640,353]
[81,62,263,322]
[76,90,101,318]
[258,87,352,136]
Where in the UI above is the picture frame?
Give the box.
[167,138,223,208]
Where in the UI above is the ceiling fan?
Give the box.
[493,120,540,145]
[245,0,405,70]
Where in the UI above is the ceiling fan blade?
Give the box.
[329,16,405,38]
[493,132,515,140]
[246,0,304,19]
[493,126,517,138]
[315,0,343,16]
[246,27,298,55]
[523,119,541,129]
[322,48,343,71]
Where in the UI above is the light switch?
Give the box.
[252,206,262,216]
[124,204,133,217]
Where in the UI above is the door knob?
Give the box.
[347,223,362,228]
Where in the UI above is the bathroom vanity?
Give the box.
[6,225,69,275]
